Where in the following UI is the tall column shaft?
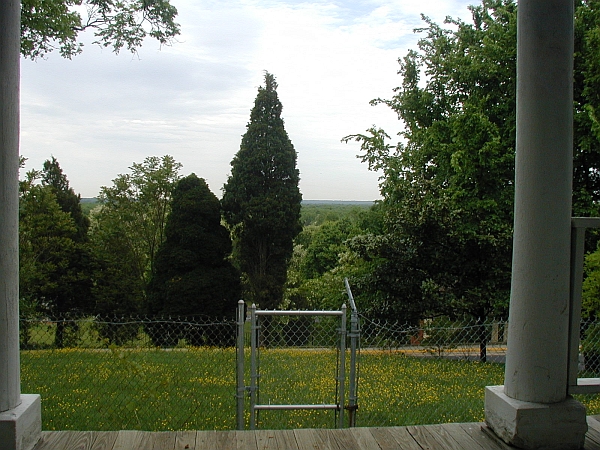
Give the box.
[504,0,574,404]
[0,0,22,413]
[504,0,573,403]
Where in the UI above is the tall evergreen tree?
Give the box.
[147,174,241,345]
[222,72,302,309]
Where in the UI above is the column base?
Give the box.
[0,394,41,450]
[485,386,587,450]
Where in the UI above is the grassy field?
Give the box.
[21,347,600,431]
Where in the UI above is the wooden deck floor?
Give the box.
[30,417,600,450]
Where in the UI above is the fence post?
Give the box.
[236,300,245,430]
[338,304,347,428]
[345,278,359,427]
[250,304,258,430]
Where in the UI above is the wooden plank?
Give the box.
[438,423,491,450]
[174,431,197,450]
[195,431,217,450]
[408,424,463,450]
[326,429,360,450]
[237,430,259,450]
[588,417,600,434]
[70,431,103,450]
[33,431,74,450]
[89,432,119,450]
[293,428,329,450]
[458,423,512,450]
[113,430,153,450]
[370,427,421,450]
[349,428,381,450]
[214,430,236,450]
[586,436,600,450]
[151,431,176,450]
[587,417,600,447]
[367,427,399,450]
[274,429,300,450]
[425,424,469,450]
[255,430,278,449]
[34,431,109,450]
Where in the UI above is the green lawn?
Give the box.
[20,348,600,431]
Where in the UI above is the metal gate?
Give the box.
[236,296,359,430]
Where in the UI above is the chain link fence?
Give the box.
[19,314,237,431]
[19,312,600,431]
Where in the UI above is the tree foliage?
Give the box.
[91,155,181,317]
[19,171,78,313]
[574,0,600,216]
[222,72,302,309]
[147,174,241,319]
[342,0,600,323]
[21,0,180,59]
[343,0,517,322]
[42,156,90,243]
[19,158,95,346]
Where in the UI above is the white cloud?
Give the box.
[19,0,474,200]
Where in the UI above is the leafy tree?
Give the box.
[222,72,302,309]
[21,0,180,59]
[343,0,516,329]
[299,220,359,280]
[574,0,600,217]
[341,0,600,358]
[91,155,181,319]
[284,207,385,312]
[88,206,145,315]
[146,174,241,346]
[562,0,600,320]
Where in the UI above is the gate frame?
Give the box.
[236,302,354,430]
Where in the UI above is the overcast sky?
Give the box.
[20,0,475,201]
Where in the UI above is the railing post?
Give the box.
[249,304,258,430]
[338,304,347,428]
[567,217,600,395]
[236,300,245,430]
[569,222,586,389]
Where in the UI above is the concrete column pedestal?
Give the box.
[0,395,42,450]
[485,386,587,450]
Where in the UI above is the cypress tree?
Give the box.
[222,72,302,309]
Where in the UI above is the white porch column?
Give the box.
[484,1,588,449]
[0,2,41,450]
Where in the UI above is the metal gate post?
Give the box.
[345,278,359,427]
[250,304,258,430]
[236,300,245,430]
[338,304,347,428]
